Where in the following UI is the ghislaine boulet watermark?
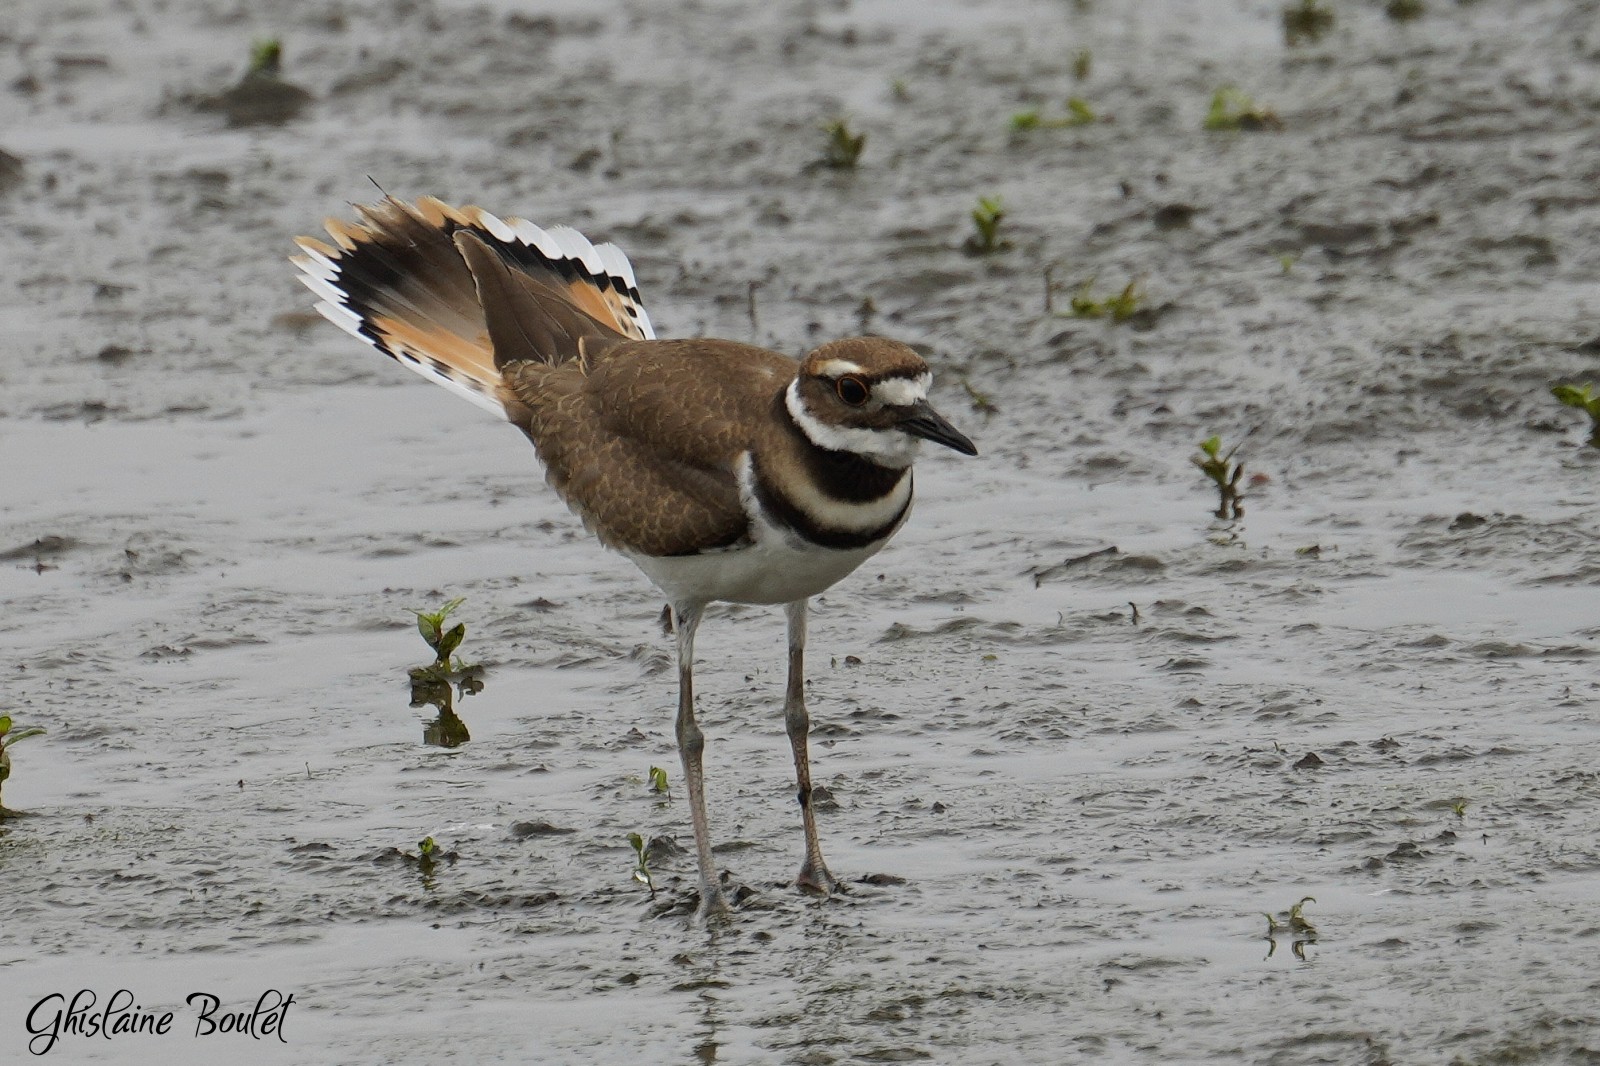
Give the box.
[24,988,294,1055]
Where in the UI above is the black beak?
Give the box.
[899,401,978,456]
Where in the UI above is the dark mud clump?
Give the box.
[186,39,313,127]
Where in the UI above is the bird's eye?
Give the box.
[836,376,870,406]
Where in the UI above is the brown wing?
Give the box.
[502,340,799,557]
[450,231,626,374]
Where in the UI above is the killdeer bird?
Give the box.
[292,197,977,918]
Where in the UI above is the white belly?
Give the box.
[620,449,912,607]
[626,533,889,607]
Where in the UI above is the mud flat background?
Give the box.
[3,0,1599,1062]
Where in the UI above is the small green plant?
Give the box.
[1194,435,1246,520]
[0,715,46,814]
[1288,895,1316,933]
[1451,797,1469,819]
[1551,382,1600,446]
[409,597,478,683]
[192,33,310,127]
[820,118,866,169]
[1282,0,1334,46]
[1263,895,1318,960]
[414,597,466,664]
[1385,0,1424,21]
[1072,49,1093,81]
[407,835,440,879]
[1204,86,1281,132]
[1064,277,1144,322]
[648,765,671,799]
[965,196,1009,255]
[1011,97,1098,131]
[1277,251,1299,275]
[961,377,999,415]
[1265,895,1318,935]
[627,832,657,897]
[248,38,283,77]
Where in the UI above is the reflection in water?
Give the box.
[1263,896,1319,962]
[409,669,484,748]
[1264,933,1317,962]
[421,706,470,748]
[688,927,724,1064]
[403,835,459,892]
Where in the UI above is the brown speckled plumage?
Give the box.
[293,197,977,918]
[295,200,958,558]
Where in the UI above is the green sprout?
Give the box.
[248,38,283,77]
[1551,382,1600,446]
[1385,0,1424,21]
[409,597,480,683]
[965,196,1009,255]
[1065,97,1096,125]
[1193,435,1246,520]
[1267,889,1318,960]
[414,597,466,664]
[1288,896,1317,934]
[961,377,999,416]
[1278,251,1299,275]
[1072,49,1093,81]
[648,765,671,799]
[627,832,656,897]
[1204,86,1282,132]
[412,835,440,879]
[1064,277,1144,323]
[192,33,310,127]
[0,714,47,815]
[1282,0,1334,46]
[1264,896,1318,939]
[820,118,866,169]
[1010,97,1097,131]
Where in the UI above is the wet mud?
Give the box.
[3,0,1599,1062]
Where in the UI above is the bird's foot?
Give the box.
[694,874,736,923]
[796,861,847,898]
[696,895,732,923]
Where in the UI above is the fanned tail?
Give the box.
[290,196,655,418]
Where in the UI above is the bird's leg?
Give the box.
[785,598,840,895]
[673,602,728,919]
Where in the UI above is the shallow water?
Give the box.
[3,0,1599,1062]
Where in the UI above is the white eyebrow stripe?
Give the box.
[815,358,866,379]
[784,380,921,468]
[872,373,932,407]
